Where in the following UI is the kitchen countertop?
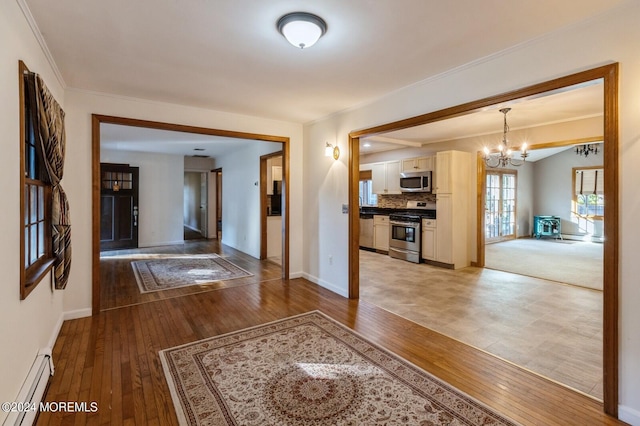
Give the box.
[359,206,436,219]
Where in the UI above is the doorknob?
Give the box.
[133,206,138,226]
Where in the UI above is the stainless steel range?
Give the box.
[388,200,436,263]
[388,213,422,263]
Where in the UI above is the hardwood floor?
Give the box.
[99,239,282,310]
[37,241,623,425]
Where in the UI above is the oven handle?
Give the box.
[389,247,417,255]
[390,221,420,228]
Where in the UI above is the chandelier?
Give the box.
[575,143,599,158]
[483,108,528,168]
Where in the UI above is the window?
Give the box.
[573,167,604,218]
[359,170,377,206]
[20,61,54,299]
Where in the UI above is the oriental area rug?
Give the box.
[160,311,519,426]
[131,254,253,293]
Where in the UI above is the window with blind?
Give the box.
[20,61,54,299]
[573,167,604,218]
[359,169,378,206]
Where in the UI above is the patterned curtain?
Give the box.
[27,73,71,289]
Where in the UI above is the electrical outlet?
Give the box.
[328,255,333,265]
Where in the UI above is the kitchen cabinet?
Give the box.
[359,217,374,249]
[421,219,437,260]
[371,161,401,194]
[401,156,434,173]
[434,150,471,269]
[373,215,390,251]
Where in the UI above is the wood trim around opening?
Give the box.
[92,115,291,312]
[260,151,284,261]
[348,63,619,417]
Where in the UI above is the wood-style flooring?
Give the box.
[360,249,603,399]
[36,240,623,425]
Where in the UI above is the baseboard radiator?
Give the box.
[3,349,54,426]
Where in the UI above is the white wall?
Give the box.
[303,3,640,421]
[61,89,304,315]
[533,146,604,236]
[215,142,283,258]
[101,149,184,247]
[0,1,66,421]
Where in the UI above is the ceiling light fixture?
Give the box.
[483,108,528,168]
[575,143,599,158]
[277,12,327,49]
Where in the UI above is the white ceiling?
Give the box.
[100,124,262,157]
[360,80,605,160]
[25,0,626,124]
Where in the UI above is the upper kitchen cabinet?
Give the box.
[401,156,434,173]
[372,161,401,194]
[434,150,469,194]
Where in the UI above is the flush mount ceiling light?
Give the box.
[277,12,327,49]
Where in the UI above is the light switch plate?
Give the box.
[342,204,349,214]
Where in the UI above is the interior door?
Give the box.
[100,163,139,250]
[485,170,516,243]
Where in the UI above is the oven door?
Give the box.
[389,221,419,251]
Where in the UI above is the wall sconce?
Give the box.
[325,142,340,160]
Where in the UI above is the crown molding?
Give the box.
[16,0,66,89]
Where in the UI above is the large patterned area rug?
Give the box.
[131,254,253,293]
[160,311,519,425]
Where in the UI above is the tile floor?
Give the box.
[359,249,603,400]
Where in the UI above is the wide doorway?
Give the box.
[92,115,290,313]
[350,64,618,413]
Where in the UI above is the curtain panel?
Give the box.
[26,73,71,289]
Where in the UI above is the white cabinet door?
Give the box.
[401,158,418,173]
[435,193,453,264]
[435,151,452,193]
[371,163,387,194]
[372,161,401,194]
[401,156,434,173]
[373,215,389,251]
[417,156,434,172]
[421,219,436,260]
[385,161,401,194]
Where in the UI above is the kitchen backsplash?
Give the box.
[377,192,436,208]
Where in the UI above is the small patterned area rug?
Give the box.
[160,311,519,426]
[131,254,253,293]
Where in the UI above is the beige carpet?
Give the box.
[131,254,253,293]
[485,238,603,290]
[160,311,519,426]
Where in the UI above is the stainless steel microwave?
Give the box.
[399,171,432,192]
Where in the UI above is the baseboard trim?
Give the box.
[63,308,92,321]
[47,313,64,350]
[619,404,640,425]
[289,271,304,279]
[300,273,348,298]
[139,240,185,248]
